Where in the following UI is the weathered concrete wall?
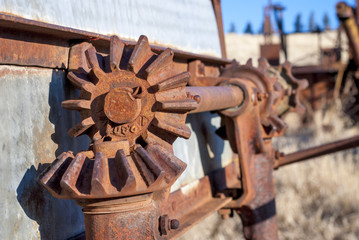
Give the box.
[0,66,89,239]
[225,31,349,66]
[0,0,221,57]
[172,112,234,191]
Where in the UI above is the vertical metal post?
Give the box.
[212,0,227,58]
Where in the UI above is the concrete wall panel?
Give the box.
[0,66,89,239]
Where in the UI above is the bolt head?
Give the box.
[170,219,180,230]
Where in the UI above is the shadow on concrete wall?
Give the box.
[16,164,85,240]
[188,112,229,193]
[16,69,89,240]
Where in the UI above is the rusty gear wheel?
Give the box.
[39,35,197,199]
[261,59,309,116]
[220,58,308,138]
[221,58,287,137]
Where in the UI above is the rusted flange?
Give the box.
[220,58,308,138]
[219,79,249,117]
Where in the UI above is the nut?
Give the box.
[159,215,180,235]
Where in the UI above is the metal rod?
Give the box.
[211,0,227,58]
[275,135,359,168]
[186,86,244,113]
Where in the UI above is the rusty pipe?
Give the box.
[275,135,359,168]
[186,86,244,113]
[336,2,359,67]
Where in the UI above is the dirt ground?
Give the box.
[180,105,359,240]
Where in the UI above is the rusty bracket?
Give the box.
[216,59,308,240]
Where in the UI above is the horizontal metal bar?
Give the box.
[0,13,231,67]
[161,161,240,239]
[186,86,244,113]
[0,35,69,69]
[275,135,359,168]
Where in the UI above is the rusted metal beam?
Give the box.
[0,13,231,69]
[274,135,359,168]
[0,33,69,69]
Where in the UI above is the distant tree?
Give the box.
[294,13,303,33]
[258,24,264,34]
[323,13,330,30]
[229,22,236,33]
[314,24,322,33]
[244,22,254,34]
[309,12,317,32]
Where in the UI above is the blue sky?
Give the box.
[222,0,357,33]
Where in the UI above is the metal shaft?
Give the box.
[186,86,244,113]
[275,135,359,168]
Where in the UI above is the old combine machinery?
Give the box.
[38,32,310,239]
[2,0,359,239]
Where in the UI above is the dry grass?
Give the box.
[180,107,359,240]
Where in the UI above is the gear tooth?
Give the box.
[135,146,164,177]
[152,113,191,139]
[128,35,153,74]
[110,35,124,71]
[145,131,174,152]
[132,152,154,187]
[268,115,288,136]
[258,57,269,73]
[85,47,106,81]
[145,48,174,78]
[146,144,186,184]
[67,72,94,90]
[91,152,116,196]
[39,152,71,184]
[38,152,74,197]
[154,72,190,92]
[61,99,91,111]
[68,117,95,137]
[85,46,100,69]
[133,145,164,187]
[60,153,87,197]
[156,99,197,113]
[114,150,136,192]
[245,58,253,67]
[68,42,93,73]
